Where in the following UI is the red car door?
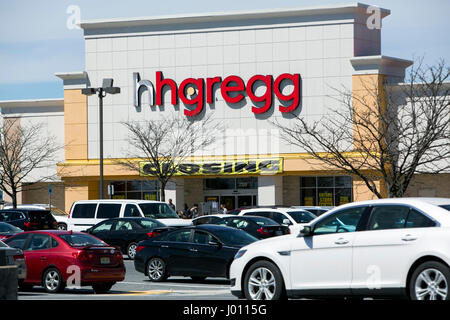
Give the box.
[24,233,53,283]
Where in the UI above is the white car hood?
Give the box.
[158,218,192,227]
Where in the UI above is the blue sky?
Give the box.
[0,0,449,100]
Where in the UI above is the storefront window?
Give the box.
[110,180,159,200]
[300,176,353,206]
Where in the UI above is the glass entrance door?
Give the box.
[237,195,252,208]
[221,196,236,211]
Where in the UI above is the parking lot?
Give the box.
[18,259,236,300]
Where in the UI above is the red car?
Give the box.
[3,230,126,293]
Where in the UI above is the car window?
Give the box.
[405,209,435,228]
[92,220,115,232]
[72,204,97,219]
[243,211,271,219]
[314,207,365,235]
[163,230,192,242]
[124,204,141,217]
[286,210,316,223]
[114,220,133,231]
[193,231,215,244]
[226,218,249,229]
[438,205,450,212]
[270,212,290,225]
[136,219,165,229]
[139,203,178,219]
[194,217,210,225]
[367,205,409,231]
[96,204,121,219]
[0,223,22,233]
[27,234,52,251]
[11,212,25,220]
[4,233,30,249]
[51,237,59,248]
[60,234,108,247]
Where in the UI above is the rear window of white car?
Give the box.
[72,204,97,219]
[439,205,450,211]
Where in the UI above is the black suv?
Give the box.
[0,209,57,231]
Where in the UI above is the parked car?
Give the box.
[0,239,27,281]
[84,217,173,259]
[134,225,258,282]
[230,197,450,300]
[238,207,316,234]
[3,230,125,293]
[0,222,23,240]
[291,206,334,216]
[193,215,290,239]
[67,200,192,231]
[0,209,58,231]
[4,204,69,230]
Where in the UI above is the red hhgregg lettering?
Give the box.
[134,71,301,116]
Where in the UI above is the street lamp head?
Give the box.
[81,88,96,96]
[104,87,121,94]
[102,78,114,88]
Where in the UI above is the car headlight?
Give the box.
[234,249,247,259]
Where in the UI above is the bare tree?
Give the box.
[274,59,450,198]
[0,118,62,208]
[119,114,220,202]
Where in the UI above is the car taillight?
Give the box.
[13,253,25,263]
[257,227,272,236]
[135,245,145,253]
[73,251,90,262]
[24,222,31,229]
[147,231,160,238]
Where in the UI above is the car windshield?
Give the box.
[139,203,179,219]
[439,205,450,211]
[136,219,166,229]
[287,210,316,223]
[249,217,280,226]
[59,234,108,247]
[0,223,22,233]
[212,228,258,247]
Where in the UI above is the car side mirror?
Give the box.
[299,226,312,237]
[282,218,291,225]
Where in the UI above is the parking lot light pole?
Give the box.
[82,79,120,199]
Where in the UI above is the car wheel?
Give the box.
[92,282,115,294]
[127,242,138,260]
[147,257,168,282]
[243,260,285,300]
[410,261,450,300]
[43,268,65,293]
[57,223,67,230]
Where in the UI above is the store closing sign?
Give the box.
[139,158,283,176]
[134,71,301,116]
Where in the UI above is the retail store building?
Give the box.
[1,3,449,213]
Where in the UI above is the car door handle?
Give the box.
[161,245,169,248]
[40,256,48,261]
[189,248,198,252]
[402,234,417,242]
[334,238,349,245]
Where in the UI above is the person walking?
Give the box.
[220,204,228,214]
[168,198,175,211]
[189,204,199,219]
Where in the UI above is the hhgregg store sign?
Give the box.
[134,71,301,116]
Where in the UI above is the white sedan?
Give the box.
[230,198,450,300]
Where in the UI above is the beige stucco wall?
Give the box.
[404,174,450,198]
[21,182,65,211]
